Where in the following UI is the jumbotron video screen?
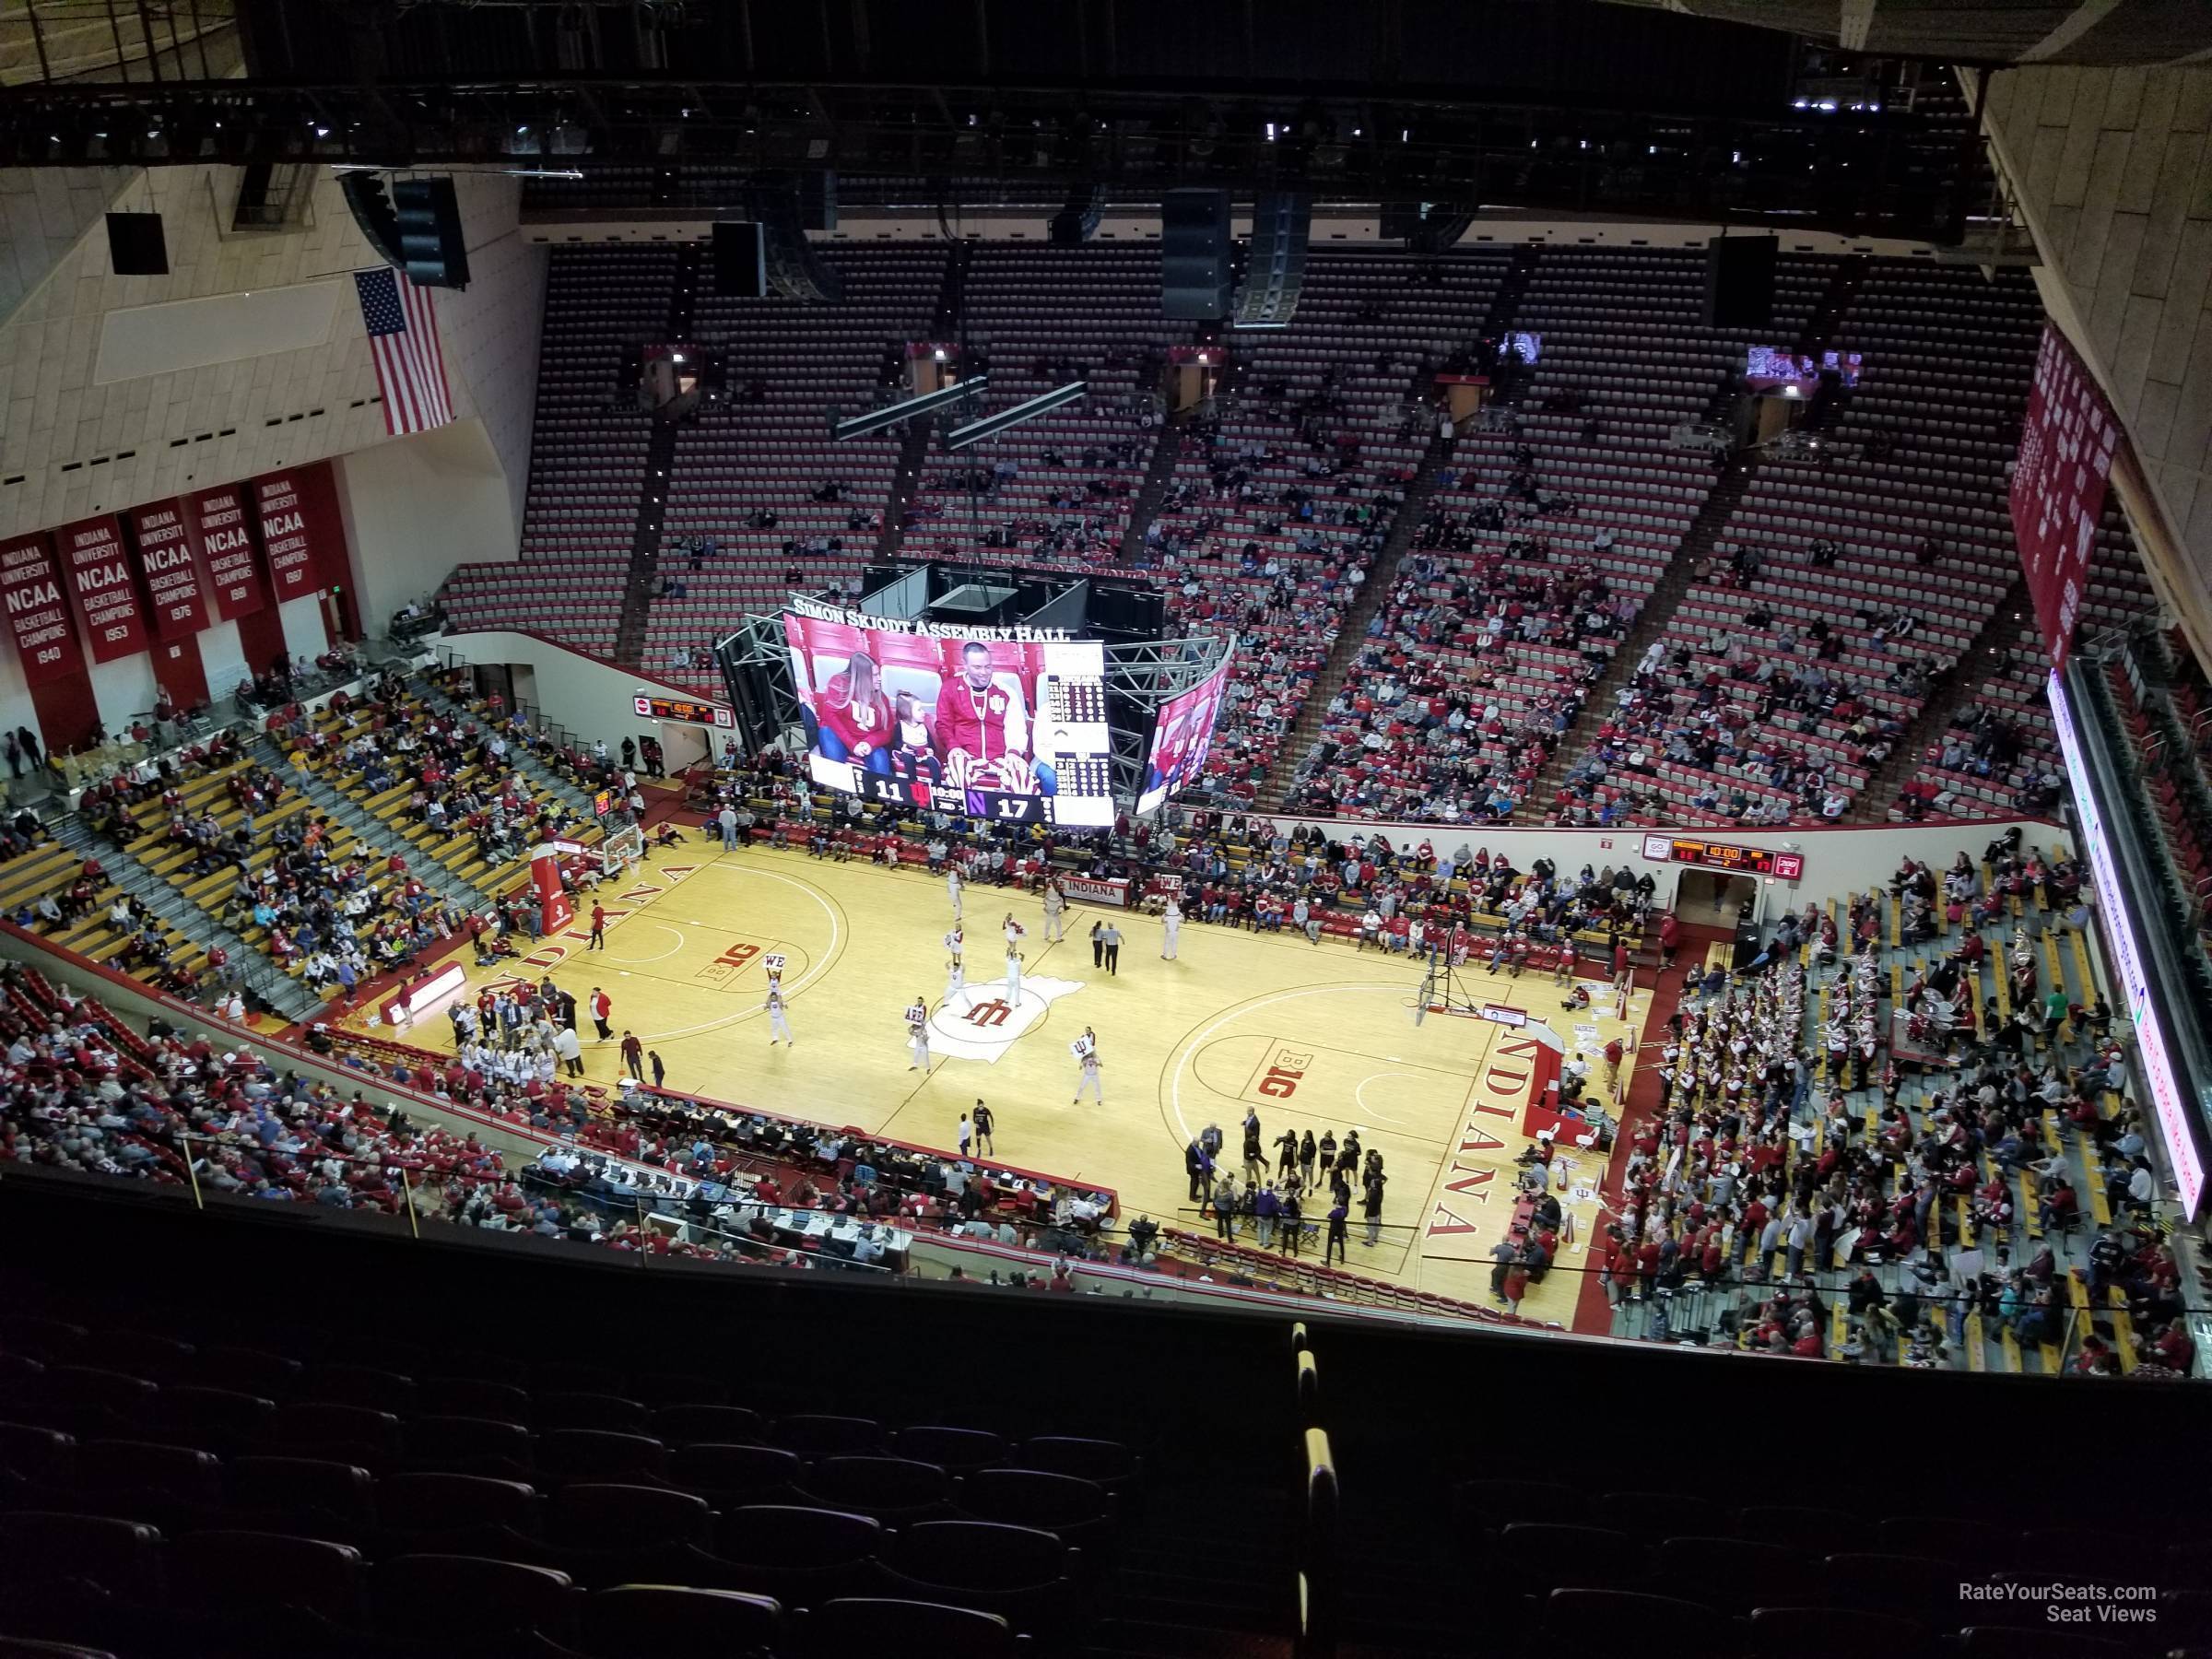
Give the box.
[782,601,1115,827]
[1135,653,1233,816]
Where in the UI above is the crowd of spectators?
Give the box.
[1601,831,2192,1376]
[692,747,1657,967]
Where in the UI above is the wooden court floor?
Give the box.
[346,840,1650,1319]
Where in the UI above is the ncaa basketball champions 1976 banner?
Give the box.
[2009,324,2118,672]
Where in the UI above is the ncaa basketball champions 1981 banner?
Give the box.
[2009,324,2118,672]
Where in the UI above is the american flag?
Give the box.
[354,266,453,436]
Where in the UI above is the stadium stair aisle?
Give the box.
[1115,421,1193,561]
[47,796,319,1021]
[1516,458,1759,822]
[1848,571,2034,823]
[1264,425,1463,808]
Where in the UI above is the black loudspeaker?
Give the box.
[1161,187,1231,321]
[394,177,470,289]
[797,171,838,232]
[1703,234,1776,329]
[105,211,168,276]
[339,173,404,267]
[712,222,767,298]
[1234,191,1311,324]
[1049,182,1106,246]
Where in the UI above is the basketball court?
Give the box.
[344,839,1649,1319]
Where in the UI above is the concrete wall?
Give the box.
[0,165,543,547]
[441,628,728,772]
[1973,64,2212,660]
[335,425,527,627]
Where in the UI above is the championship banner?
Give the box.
[125,497,212,639]
[58,514,151,663]
[1060,875,1130,908]
[252,460,345,603]
[188,485,265,620]
[0,531,88,687]
[2010,324,2118,671]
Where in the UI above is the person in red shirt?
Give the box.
[590,987,613,1041]
[1658,911,1681,969]
[814,648,898,775]
[930,640,1052,795]
[588,903,607,951]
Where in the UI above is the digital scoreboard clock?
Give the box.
[1641,834,1805,881]
[633,693,735,729]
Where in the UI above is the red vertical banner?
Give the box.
[253,460,346,604]
[152,632,211,710]
[188,484,265,620]
[532,846,573,934]
[2009,324,2118,671]
[1,532,88,687]
[126,497,212,639]
[58,514,152,663]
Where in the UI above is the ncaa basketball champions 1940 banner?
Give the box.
[2010,324,2119,672]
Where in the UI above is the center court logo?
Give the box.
[928,976,1084,1064]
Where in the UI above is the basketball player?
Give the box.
[1161,897,1183,960]
[905,995,931,1071]
[1006,943,1024,1005]
[1072,1027,1103,1105]
[945,954,968,1008]
[1041,877,1066,942]
[766,984,795,1046]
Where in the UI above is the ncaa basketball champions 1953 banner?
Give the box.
[782,601,1116,828]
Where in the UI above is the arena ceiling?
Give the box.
[1601,0,2212,67]
[0,0,2005,243]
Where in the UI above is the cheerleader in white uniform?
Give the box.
[1072,1027,1103,1105]
[766,985,795,1046]
[905,996,932,1070]
[945,954,968,1008]
[1161,899,1182,960]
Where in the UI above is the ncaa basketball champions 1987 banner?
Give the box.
[2010,324,2118,672]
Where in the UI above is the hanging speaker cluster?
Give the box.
[339,173,404,266]
[1233,191,1310,325]
[339,172,468,289]
[1703,234,1776,329]
[395,178,469,289]
[755,177,845,304]
[1160,188,1231,321]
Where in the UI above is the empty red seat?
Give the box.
[672,1441,801,1503]
[804,1596,1018,1659]
[374,1554,579,1647]
[1748,1606,1936,1659]
[895,1426,1008,1474]
[771,1414,882,1456]
[797,1455,950,1522]
[535,1430,667,1487]
[548,1483,711,1549]
[171,1528,367,1630]
[582,1585,779,1657]
[535,1392,649,1433]
[654,1404,766,1446]
[378,1472,541,1538]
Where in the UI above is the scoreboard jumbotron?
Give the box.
[1641,834,1805,881]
